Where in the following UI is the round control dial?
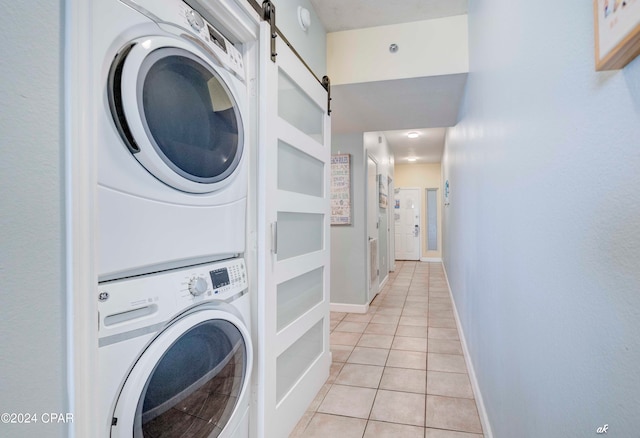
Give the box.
[188,276,208,296]
[186,9,205,32]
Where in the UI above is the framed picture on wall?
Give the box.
[378,174,388,209]
[594,0,640,70]
[331,154,352,225]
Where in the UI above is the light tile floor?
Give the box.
[290,261,484,438]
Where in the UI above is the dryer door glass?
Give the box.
[133,319,247,437]
[138,48,243,184]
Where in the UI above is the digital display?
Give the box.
[209,268,230,288]
[207,25,227,53]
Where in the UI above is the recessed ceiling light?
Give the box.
[407,157,417,162]
[407,131,419,139]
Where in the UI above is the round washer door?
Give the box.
[111,308,252,437]
[109,36,245,194]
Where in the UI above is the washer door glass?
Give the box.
[138,48,243,184]
[134,319,247,437]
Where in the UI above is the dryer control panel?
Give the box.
[176,2,245,80]
[127,0,245,80]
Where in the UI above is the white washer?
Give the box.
[98,258,252,438]
[94,0,250,281]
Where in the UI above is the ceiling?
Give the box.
[308,0,468,33]
[385,128,447,164]
[309,0,469,164]
[331,74,467,164]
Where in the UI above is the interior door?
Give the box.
[257,21,331,438]
[394,187,421,261]
[367,155,379,302]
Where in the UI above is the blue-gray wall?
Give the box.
[330,133,366,305]
[0,1,67,437]
[330,133,394,307]
[442,0,640,436]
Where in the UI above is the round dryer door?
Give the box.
[108,36,245,194]
[110,308,252,437]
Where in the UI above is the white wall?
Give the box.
[327,15,468,85]
[271,0,327,77]
[442,1,640,436]
[0,1,68,437]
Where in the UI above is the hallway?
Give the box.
[291,261,484,437]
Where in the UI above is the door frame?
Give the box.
[366,154,379,303]
[388,177,395,272]
[67,1,99,436]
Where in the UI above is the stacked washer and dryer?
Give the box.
[94,0,254,436]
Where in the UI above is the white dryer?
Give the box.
[94,0,251,280]
[98,258,252,437]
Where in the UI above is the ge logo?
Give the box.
[98,291,110,302]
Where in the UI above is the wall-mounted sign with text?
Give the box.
[331,154,351,225]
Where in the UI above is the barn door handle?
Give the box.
[271,222,278,255]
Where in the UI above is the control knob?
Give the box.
[186,9,205,32]
[188,276,208,296]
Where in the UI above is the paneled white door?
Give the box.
[394,187,421,261]
[256,22,331,438]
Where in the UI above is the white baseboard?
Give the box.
[379,275,389,290]
[420,257,443,262]
[442,264,494,438]
[330,302,369,314]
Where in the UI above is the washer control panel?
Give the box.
[180,258,247,302]
[98,258,247,336]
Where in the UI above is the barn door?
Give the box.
[256,18,331,438]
